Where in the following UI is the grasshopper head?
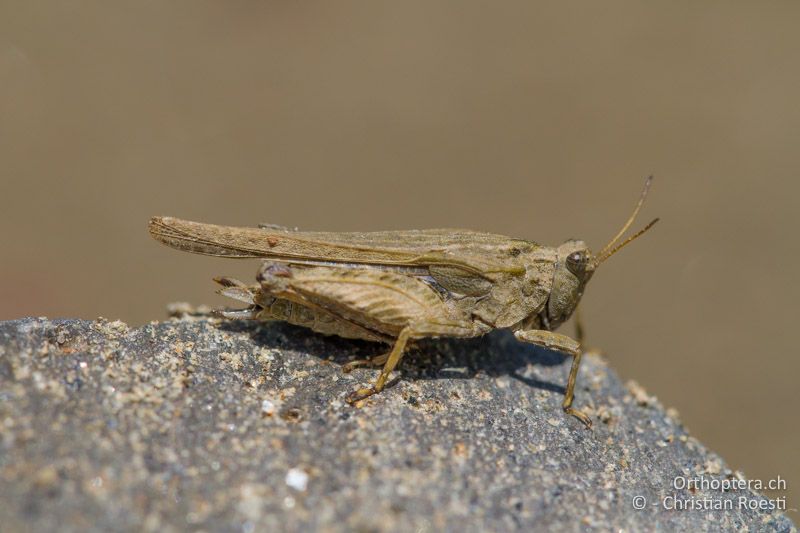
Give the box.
[545,177,659,329]
[546,240,595,328]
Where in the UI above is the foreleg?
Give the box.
[514,329,592,428]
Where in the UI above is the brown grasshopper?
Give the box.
[149,178,657,427]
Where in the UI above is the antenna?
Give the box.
[595,176,658,265]
[596,217,659,264]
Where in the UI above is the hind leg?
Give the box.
[256,262,486,400]
[214,275,389,343]
[342,352,391,373]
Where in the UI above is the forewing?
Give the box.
[149,217,530,276]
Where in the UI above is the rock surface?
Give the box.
[0,315,794,532]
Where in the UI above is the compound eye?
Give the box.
[566,251,587,276]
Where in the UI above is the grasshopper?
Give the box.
[149,178,657,427]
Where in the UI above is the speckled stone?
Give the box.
[0,316,794,532]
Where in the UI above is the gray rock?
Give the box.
[0,315,794,532]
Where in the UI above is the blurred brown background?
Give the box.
[1,1,797,509]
